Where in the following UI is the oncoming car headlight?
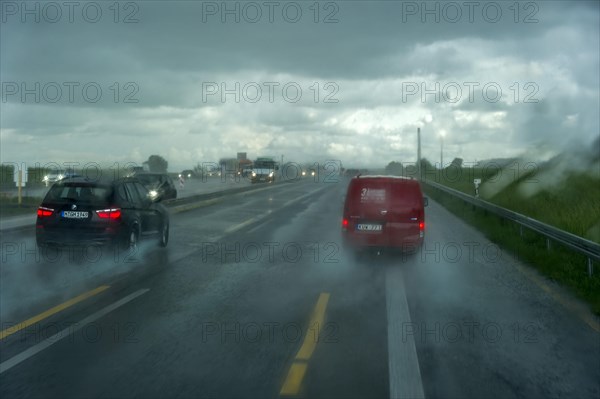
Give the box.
[269,172,274,177]
[252,172,257,177]
[149,189,159,198]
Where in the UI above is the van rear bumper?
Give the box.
[342,230,423,250]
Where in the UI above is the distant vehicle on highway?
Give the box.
[240,165,253,177]
[36,176,169,249]
[43,169,80,186]
[179,170,197,179]
[132,172,177,200]
[62,171,80,179]
[250,157,278,183]
[342,175,427,253]
[300,168,316,178]
[43,169,63,186]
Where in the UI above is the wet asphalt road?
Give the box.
[0,177,598,398]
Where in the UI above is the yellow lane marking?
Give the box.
[280,292,330,396]
[280,362,308,396]
[537,280,600,332]
[171,198,221,214]
[296,293,330,360]
[0,285,110,340]
[512,261,600,333]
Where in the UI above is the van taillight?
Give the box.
[96,208,122,220]
[342,218,349,229]
[419,221,425,230]
[37,207,54,217]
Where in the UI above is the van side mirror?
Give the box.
[423,197,429,207]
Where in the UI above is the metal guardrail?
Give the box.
[422,180,599,275]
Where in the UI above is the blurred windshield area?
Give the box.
[1,1,599,399]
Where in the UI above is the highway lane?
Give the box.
[392,204,599,398]
[0,175,300,230]
[1,177,599,398]
[0,178,315,323]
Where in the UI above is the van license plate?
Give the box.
[62,211,89,219]
[356,224,382,231]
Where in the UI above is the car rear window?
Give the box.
[45,183,112,205]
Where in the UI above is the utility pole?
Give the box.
[417,127,421,180]
[440,133,444,169]
[17,169,22,206]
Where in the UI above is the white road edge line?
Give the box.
[386,266,425,399]
[0,288,150,375]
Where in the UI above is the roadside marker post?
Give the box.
[13,168,27,206]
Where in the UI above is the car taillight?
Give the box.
[96,208,122,220]
[419,221,425,230]
[37,207,54,217]
[342,218,349,229]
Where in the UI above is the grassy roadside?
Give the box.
[419,167,600,243]
[422,183,600,315]
[490,172,600,242]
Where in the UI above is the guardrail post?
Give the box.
[588,258,594,277]
[519,225,523,237]
[546,238,551,251]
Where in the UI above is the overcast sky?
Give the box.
[1,1,599,171]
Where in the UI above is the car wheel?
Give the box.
[124,225,139,253]
[158,221,169,247]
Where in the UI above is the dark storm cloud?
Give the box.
[1,1,598,168]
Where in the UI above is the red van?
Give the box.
[342,175,427,251]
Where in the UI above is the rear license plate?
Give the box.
[61,211,89,219]
[356,224,382,231]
